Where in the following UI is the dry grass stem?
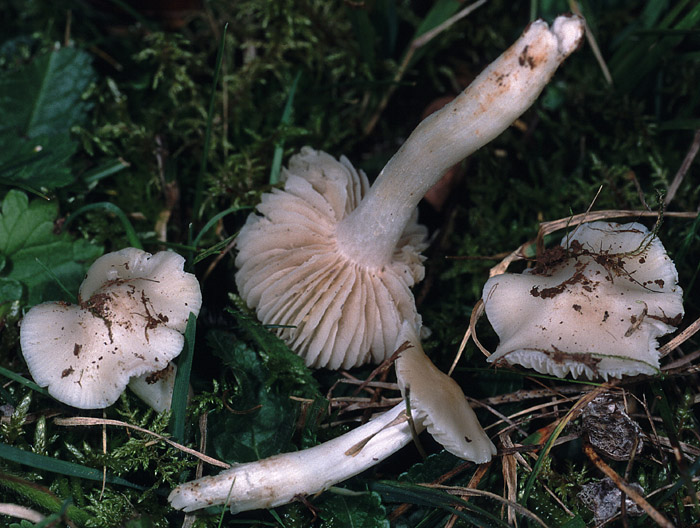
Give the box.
[54,416,230,468]
[583,442,675,528]
[468,299,490,358]
[659,314,700,358]
[468,396,529,437]
[482,386,587,406]
[449,316,473,376]
[338,378,399,391]
[202,235,237,282]
[663,347,700,370]
[428,484,549,527]
[500,432,519,525]
[363,0,488,136]
[568,1,613,85]
[665,129,700,206]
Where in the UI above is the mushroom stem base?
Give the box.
[168,402,415,513]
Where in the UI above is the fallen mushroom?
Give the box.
[168,323,494,512]
[235,15,585,369]
[482,221,684,379]
[20,248,202,409]
[394,321,496,463]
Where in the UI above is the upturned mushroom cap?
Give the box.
[394,322,496,463]
[235,148,427,369]
[482,222,684,379]
[235,17,583,371]
[20,248,202,409]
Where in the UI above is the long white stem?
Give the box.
[335,15,584,267]
[168,402,417,513]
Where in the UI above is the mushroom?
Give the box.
[127,362,180,413]
[394,322,496,463]
[169,323,494,512]
[482,221,684,379]
[235,15,585,369]
[20,248,202,409]
[170,14,583,513]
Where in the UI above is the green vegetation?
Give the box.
[0,0,698,526]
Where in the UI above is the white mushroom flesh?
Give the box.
[168,402,414,513]
[482,222,684,379]
[128,362,180,413]
[394,322,496,463]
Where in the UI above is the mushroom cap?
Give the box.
[482,221,684,379]
[79,248,201,333]
[235,147,427,369]
[20,248,202,409]
[128,362,179,413]
[394,322,496,463]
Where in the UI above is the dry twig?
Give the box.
[583,441,674,528]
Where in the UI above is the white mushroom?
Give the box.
[128,362,180,413]
[20,248,202,409]
[169,324,494,512]
[395,322,495,463]
[235,15,585,369]
[482,221,684,379]
[169,402,414,513]
[170,15,583,513]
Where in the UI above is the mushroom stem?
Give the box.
[335,15,584,266]
[168,402,417,513]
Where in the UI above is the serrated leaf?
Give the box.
[207,330,299,463]
[317,491,390,528]
[0,190,103,306]
[0,133,77,191]
[0,47,94,137]
[0,46,96,189]
[228,306,320,397]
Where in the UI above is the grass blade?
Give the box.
[170,312,197,444]
[192,23,228,222]
[64,202,142,249]
[269,71,301,185]
[0,444,143,489]
[0,365,49,396]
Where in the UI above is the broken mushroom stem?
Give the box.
[168,402,416,513]
[335,15,584,267]
[169,322,496,513]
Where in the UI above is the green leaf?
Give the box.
[0,444,143,490]
[0,190,103,306]
[169,313,197,443]
[0,46,96,189]
[371,481,509,527]
[206,330,299,463]
[316,491,390,528]
[413,0,461,38]
[228,306,320,397]
[0,133,77,192]
[399,451,461,484]
[0,47,94,137]
[561,515,587,528]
